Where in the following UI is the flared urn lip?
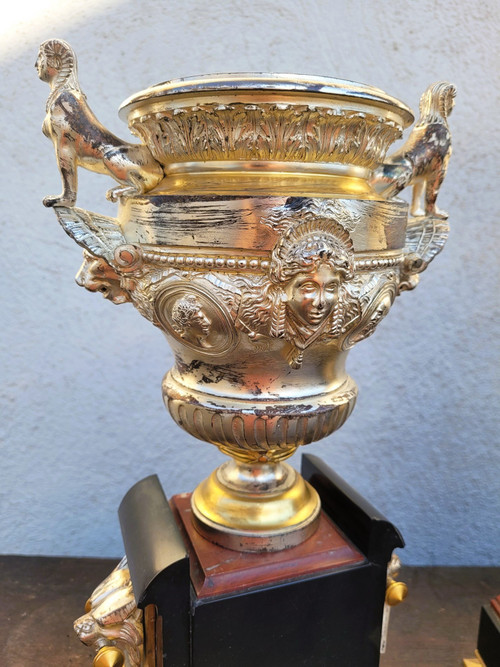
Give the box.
[119,73,414,175]
[119,71,414,126]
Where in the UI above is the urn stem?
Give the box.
[190,459,321,552]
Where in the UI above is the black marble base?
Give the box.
[477,603,500,666]
[119,455,404,667]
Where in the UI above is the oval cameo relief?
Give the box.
[154,282,238,356]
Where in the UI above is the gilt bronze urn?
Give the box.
[38,38,454,555]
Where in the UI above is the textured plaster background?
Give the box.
[1,0,498,565]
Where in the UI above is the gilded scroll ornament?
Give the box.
[39,39,455,557]
[74,558,144,667]
[335,271,398,349]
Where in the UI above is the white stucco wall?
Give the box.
[1,0,498,565]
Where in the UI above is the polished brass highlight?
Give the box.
[191,460,321,551]
[380,554,408,653]
[385,554,408,607]
[39,39,455,553]
[385,580,409,606]
[94,646,125,667]
[463,651,486,666]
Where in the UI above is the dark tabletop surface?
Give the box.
[0,556,498,666]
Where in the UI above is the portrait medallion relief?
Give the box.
[154,282,238,355]
[171,294,212,348]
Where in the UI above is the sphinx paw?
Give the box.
[410,207,426,218]
[105,188,119,202]
[43,195,76,208]
[106,185,140,202]
[430,208,449,220]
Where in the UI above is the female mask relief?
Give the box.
[237,201,362,369]
[271,216,361,368]
[283,264,341,329]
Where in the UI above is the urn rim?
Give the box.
[119,71,414,126]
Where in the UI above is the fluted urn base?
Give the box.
[164,372,358,464]
[163,372,356,550]
[191,460,321,552]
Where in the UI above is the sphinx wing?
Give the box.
[405,215,449,272]
[54,206,125,263]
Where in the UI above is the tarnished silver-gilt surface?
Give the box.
[39,38,455,563]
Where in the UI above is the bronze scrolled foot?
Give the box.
[74,558,144,667]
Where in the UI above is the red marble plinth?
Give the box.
[171,493,365,600]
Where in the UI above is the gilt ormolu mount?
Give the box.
[38,38,454,666]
